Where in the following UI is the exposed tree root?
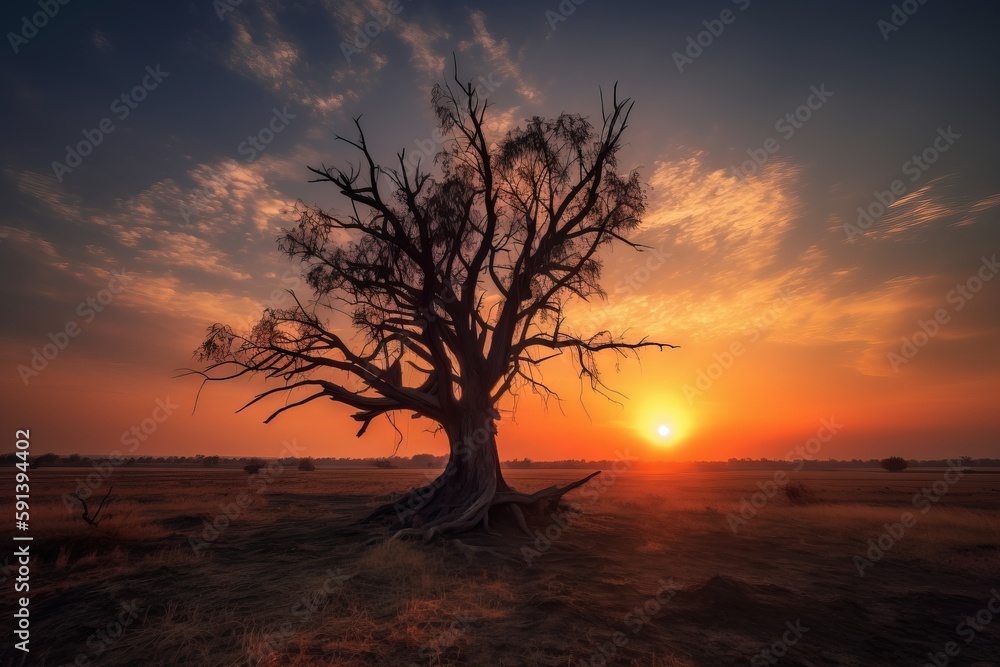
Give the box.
[491,471,600,509]
[361,470,601,544]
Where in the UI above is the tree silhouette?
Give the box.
[880,456,908,472]
[188,65,674,540]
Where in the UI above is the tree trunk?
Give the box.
[364,406,600,541]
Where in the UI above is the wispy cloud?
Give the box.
[953,192,1000,228]
[223,3,345,114]
[6,141,315,285]
[0,225,70,273]
[10,169,88,224]
[396,19,449,77]
[460,10,539,103]
[221,0,454,114]
[91,29,112,54]
[871,177,959,239]
[853,175,1000,239]
[582,153,813,342]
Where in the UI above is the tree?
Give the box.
[880,456,908,472]
[244,458,265,475]
[187,64,674,540]
[298,457,317,471]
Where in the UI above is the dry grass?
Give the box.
[6,467,1000,666]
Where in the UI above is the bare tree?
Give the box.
[187,64,674,540]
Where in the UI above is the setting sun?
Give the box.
[632,397,691,449]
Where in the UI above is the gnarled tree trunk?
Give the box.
[366,406,598,540]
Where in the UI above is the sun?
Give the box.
[634,398,689,447]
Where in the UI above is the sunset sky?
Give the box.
[3,1,999,462]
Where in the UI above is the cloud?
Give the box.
[851,175,1000,239]
[220,0,453,115]
[227,21,301,95]
[171,158,293,233]
[568,149,1000,378]
[953,192,1000,228]
[575,152,813,342]
[481,105,520,140]
[324,0,448,78]
[0,225,70,273]
[643,153,800,270]
[223,4,345,114]
[11,179,272,283]
[129,231,254,281]
[870,177,959,239]
[91,29,112,54]
[460,11,540,103]
[9,169,88,225]
[396,19,449,77]
[6,141,316,285]
[114,272,275,324]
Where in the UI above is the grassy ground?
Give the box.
[5,467,1000,666]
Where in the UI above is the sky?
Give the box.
[2,0,999,463]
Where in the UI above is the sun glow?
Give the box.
[632,396,692,449]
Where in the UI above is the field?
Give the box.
[6,466,1000,666]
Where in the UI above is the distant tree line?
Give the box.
[4,452,997,470]
[721,455,986,471]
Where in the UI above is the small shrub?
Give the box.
[784,481,817,505]
[244,458,265,475]
[297,457,316,472]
